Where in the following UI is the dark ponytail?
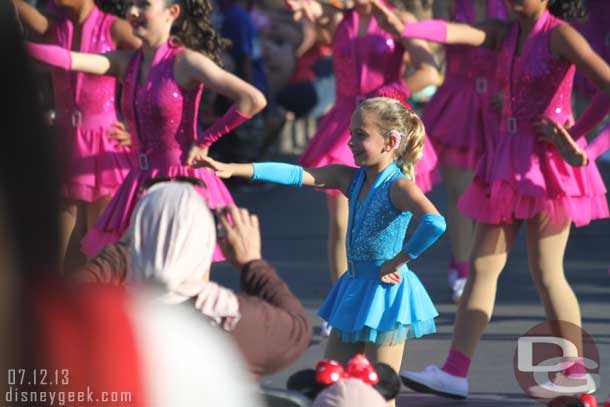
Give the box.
[547,0,586,20]
[167,0,229,66]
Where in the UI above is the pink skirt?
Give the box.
[422,77,499,170]
[81,155,233,261]
[58,123,134,203]
[459,128,609,227]
[300,93,439,195]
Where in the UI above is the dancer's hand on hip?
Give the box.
[218,206,262,270]
[534,116,589,167]
[372,0,404,39]
[107,121,132,147]
[185,144,209,167]
[380,258,403,284]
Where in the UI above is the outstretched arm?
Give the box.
[372,0,505,49]
[199,156,357,195]
[26,41,132,77]
[379,178,446,284]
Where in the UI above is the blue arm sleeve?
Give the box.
[252,162,304,187]
[403,213,446,259]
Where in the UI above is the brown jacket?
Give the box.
[77,244,312,376]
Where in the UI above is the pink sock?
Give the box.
[563,357,587,378]
[449,259,456,270]
[455,261,469,279]
[442,349,471,378]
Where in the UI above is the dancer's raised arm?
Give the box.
[372,0,506,49]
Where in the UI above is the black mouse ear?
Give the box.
[372,363,401,401]
[547,396,586,407]
[286,369,326,400]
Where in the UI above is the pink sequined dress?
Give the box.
[421,0,506,169]
[81,42,234,258]
[51,6,134,202]
[299,8,439,193]
[459,10,609,227]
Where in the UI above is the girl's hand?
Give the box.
[534,116,589,167]
[372,0,405,39]
[107,121,132,147]
[380,258,402,284]
[195,155,234,178]
[185,145,209,167]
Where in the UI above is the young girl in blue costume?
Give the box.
[201,97,445,398]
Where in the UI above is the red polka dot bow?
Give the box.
[315,354,380,385]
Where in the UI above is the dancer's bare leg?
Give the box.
[324,330,365,362]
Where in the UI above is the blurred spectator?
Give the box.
[220,0,268,95]
[77,183,312,376]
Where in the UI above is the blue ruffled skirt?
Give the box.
[318,260,438,345]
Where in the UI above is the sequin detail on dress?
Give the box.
[52,6,134,202]
[459,10,609,226]
[81,42,234,259]
[318,163,438,344]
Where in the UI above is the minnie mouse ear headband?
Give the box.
[315,354,379,385]
[287,356,400,401]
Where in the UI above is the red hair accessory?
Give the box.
[315,354,380,386]
[371,83,413,111]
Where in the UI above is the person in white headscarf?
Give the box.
[76,181,312,376]
[127,182,241,331]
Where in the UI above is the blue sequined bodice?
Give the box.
[347,163,412,261]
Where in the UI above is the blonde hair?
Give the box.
[357,97,426,179]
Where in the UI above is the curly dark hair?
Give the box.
[166,0,229,66]
[95,0,127,17]
[547,0,586,20]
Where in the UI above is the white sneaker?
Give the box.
[527,372,598,400]
[451,278,467,303]
[400,365,468,399]
[321,321,332,337]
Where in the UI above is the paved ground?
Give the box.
[210,155,610,407]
